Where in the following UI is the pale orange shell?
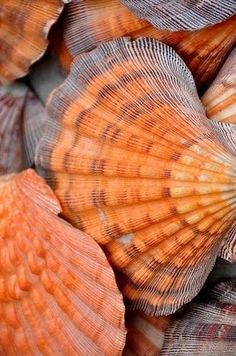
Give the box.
[0,169,126,355]
[202,48,236,123]
[0,83,27,174]
[0,0,67,84]
[36,38,236,316]
[63,0,236,89]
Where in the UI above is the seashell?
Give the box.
[0,0,68,84]
[120,0,236,31]
[161,280,236,355]
[63,0,236,89]
[23,91,48,167]
[124,312,171,356]
[0,83,27,174]
[0,169,126,355]
[219,224,236,263]
[202,48,236,123]
[36,37,236,316]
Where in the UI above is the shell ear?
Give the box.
[0,83,27,174]
[23,91,48,167]
[120,0,236,31]
[161,280,236,355]
[202,48,236,123]
[36,37,236,316]
[0,0,66,84]
[0,169,126,354]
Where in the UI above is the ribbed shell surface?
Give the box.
[36,38,236,315]
[120,0,236,31]
[202,48,236,123]
[64,0,236,89]
[161,281,236,355]
[0,0,67,83]
[0,169,126,355]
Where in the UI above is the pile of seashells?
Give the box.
[0,1,236,355]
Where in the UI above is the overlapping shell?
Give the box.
[0,0,67,84]
[36,38,236,315]
[161,280,236,355]
[0,169,126,355]
[120,0,236,31]
[63,0,236,89]
[0,83,26,174]
[124,312,171,355]
[202,48,236,123]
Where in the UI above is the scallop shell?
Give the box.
[23,91,48,167]
[202,48,236,123]
[161,280,236,355]
[124,312,171,356]
[0,169,126,355]
[36,38,236,315]
[120,0,236,31]
[63,0,236,89]
[0,83,27,174]
[0,0,67,84]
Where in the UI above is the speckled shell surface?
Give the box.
[124,312,171,355]
[202,48,236,123]
[120,0,236,31]
[161,280,236,355]
[0,169,126,355]
[36,38,236,316]
[0,83,27,174]
[0,0,67,84]
[64,0,236,89]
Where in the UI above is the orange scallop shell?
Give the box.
[120,0,236,31]
[36,38,236,315]
[0,0,67,84]
[0,83,27,174]
[202,48,236,123]
[161,280,236,355]
[0,169,126,355]
[62,0,236,89]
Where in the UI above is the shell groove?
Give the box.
[202,48,236,123]
[0,0,66,84]
[161,280,236,355]
[36,38,236,315]
[0,169,126,355]
[0,83,27,174]
[63,0,236,89]
[120,0,236,31]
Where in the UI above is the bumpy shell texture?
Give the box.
[0,169,126,355]
[64,0,236,89]
[124,312,171,355]
[120,0,236,31]
[202,48,236,123]
[0,83,27,174]
[0,0,66,84]
[161,281,236,355]
[36,38,236,316]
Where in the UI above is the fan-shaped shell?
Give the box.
[124,312,171,356]
[161,280,236,355]
[0,0,67,84]
[36,38,236,315]
[63,0,236,89]
[202,48,236,123]
[0,83,27,174]
[120,0,236,31]
[0,169,126,355]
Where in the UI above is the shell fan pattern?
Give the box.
[0,0,68,84]
[120,0,236,31]
[0,169,126,355]
[161,280,236,355]
[36,38,236,316]
[63,0,236,90]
